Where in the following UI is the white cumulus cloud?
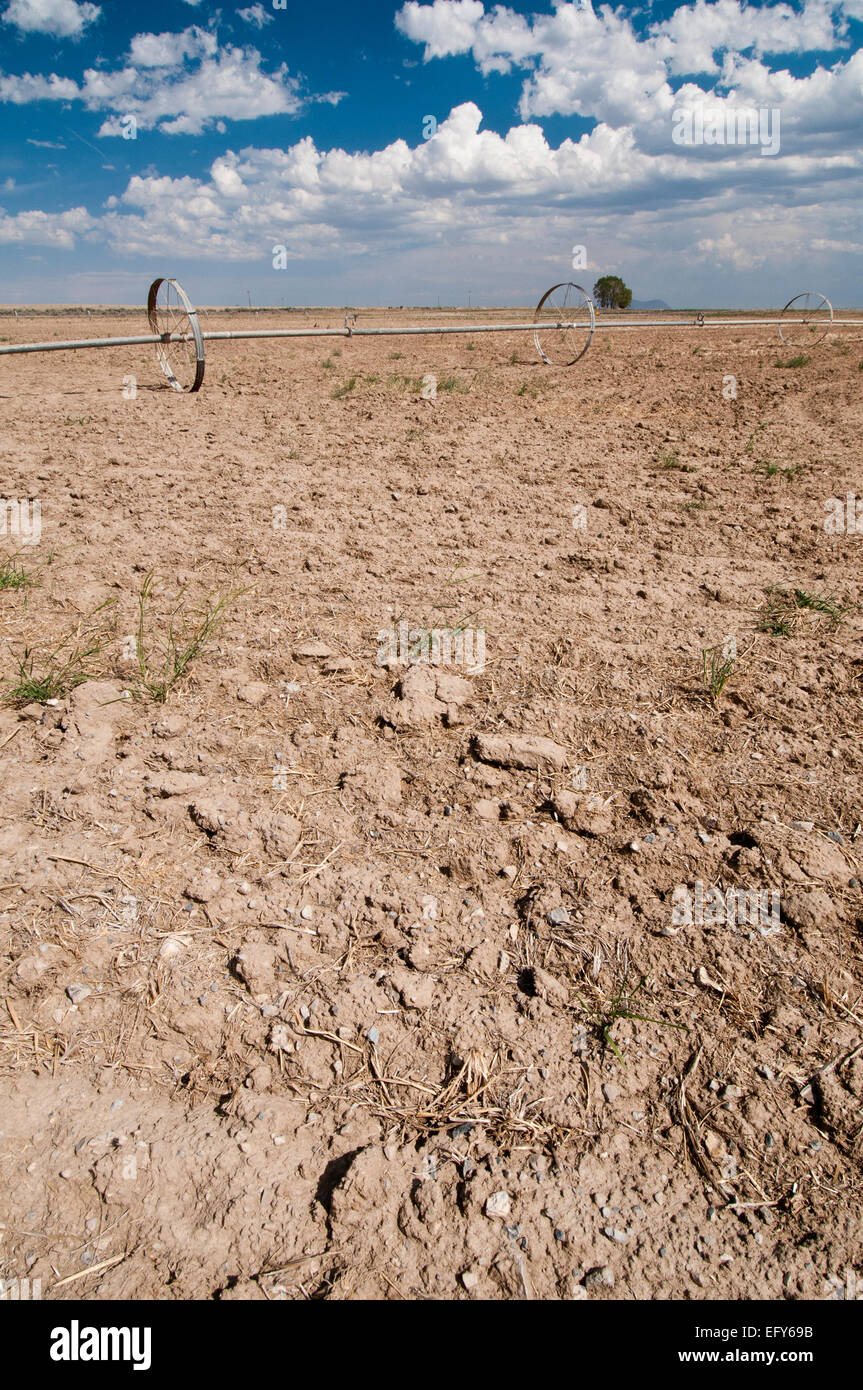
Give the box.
[0,70,79,101]
[237,4,273,28]
[395,0,859,142]
[2,0,99,38]
[127,26,218,69]
[395,0,485,60]
[0,204,95,248]
[0,26,344,135]
[84,102,860,270]
[3,2,863,304]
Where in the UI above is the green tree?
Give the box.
[593,275,632,310]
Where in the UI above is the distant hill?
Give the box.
[629,298,672,311]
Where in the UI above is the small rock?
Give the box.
[388,665,448,728]
[14,944,65,988]
[703,1128,723,1156]
[260,813,302,859]
[473,732,567,771]
[146,771,208,798]
[695,966,724,993]
[366,1026,380,1046]
[190,795,241,838]
[294,640,333,660]
[532,967,568,1007]
[394,969,435,1011]
[268,1023,293,1054]
[237,681,269,706]
[461,1269,479,1291]
[66,984,91,1005]
[234,943,277,997]
[185,871,222,904]
[584,1265,614,1289]
[408,940,432,969]
[485,1191,511,1218]
[552,790,614,837]
[158,935,187,961]
[464,939,500,980]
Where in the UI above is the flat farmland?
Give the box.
[1,307,862,1301]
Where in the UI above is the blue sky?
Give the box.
[0,0,861,306]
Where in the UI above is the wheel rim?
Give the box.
[778,291,833,349]
[533,282,595,365]
[147,277,205,393]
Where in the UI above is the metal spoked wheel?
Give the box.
[533,282,595,366]
[778,291,834,349]
[147,277,205,393]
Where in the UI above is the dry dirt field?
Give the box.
[1,305,862,1302]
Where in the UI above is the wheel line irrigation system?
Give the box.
[0,278,858,395]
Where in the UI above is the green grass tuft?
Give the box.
[0,555,32,591]
[134,572,247,702]
[755,458,802,481]
[4,599,115,705]
[759,586,849,637]
[574,970,686,1065]
[701,642,737,706]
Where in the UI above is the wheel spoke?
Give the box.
[779,292,832,348]
[147,277,205,392]
[533,282,594,365]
